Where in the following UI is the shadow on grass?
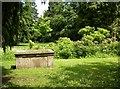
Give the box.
[2,62,120,88]
[2,66,18,89]
[2,66,57,89]
[48,62,120,88]
[14,44,28,46]
[2,66,13,84]
[2,66,34,89]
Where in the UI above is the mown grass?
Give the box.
[1,43,120,88]
[11,43,53,51]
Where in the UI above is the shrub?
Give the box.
[29,40,35,49]
[85,46,99,57]
[78,26,110,44]
[78,26,95,36]
[54,37,75,59]
[74,41,86,58]
[109,41,119,55]
[91,32,106,43]
[48,42,56,50]
[99,43,109,54]
[54,39,119,58]
[93,52,109,58]
[118,42,120,56]
[74,41,99,58]
[96,41,119,56]
[81,35,94,46]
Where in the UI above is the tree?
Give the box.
[18,2,38,43]
[2,2,22,52]
[32,18,52,42]
[44,2,119,41]
[44,2,79,41]
[2,2,38,52]
[109,3,120,41]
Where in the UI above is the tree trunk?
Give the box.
[10,45,12,50]
[3,46,6,53]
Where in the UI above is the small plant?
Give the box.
[29,40,35,49]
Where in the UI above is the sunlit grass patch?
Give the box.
[2,57,119,88]
[1,43,119,88]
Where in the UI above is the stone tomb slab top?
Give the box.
[15,49,54,58]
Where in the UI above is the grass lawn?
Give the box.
[2,57,120,88]
[1,43,120,88]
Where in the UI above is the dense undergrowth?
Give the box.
[1,37,119,60]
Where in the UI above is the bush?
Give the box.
[95,41,119,56]
[54,37,75,59]
[74,41,86,58]
[85,46,99,57]
[78,26,110,44]
[99,43,110,54]
[109,41,119,55]
[118,42,120,56]
[29,40,35,49]
[74,41,99,58]
[48,42,56,50]
[93,52,109,58]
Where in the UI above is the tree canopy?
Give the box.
[44,2,120,41]
[2,2,120,52]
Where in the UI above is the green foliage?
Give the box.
[74,41,99,58]
[44,2,79,41]
[50,15,66,31]
[44,2,119,41]
[118,42,120,56]
[33,45,40,50]
[74,39,119,58]
[78,26,110,44]
[2,2,23,52]
[109,41,119,55]
[54,37,75,59]
[81,35,94,46]
[19,2,38,43]
[94,52,110,58]
[3,2,120,53]
[2,40,119,60]
[29,40,35,49]
[2,50,15,61]
[5,37,119,59]
[24,39,119,58]
[74,41,85,58]
[32,19,53,42]
[2,2,39,52]
[97,41,119,56]
[97,27,110,37]
[78,26,95,36]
